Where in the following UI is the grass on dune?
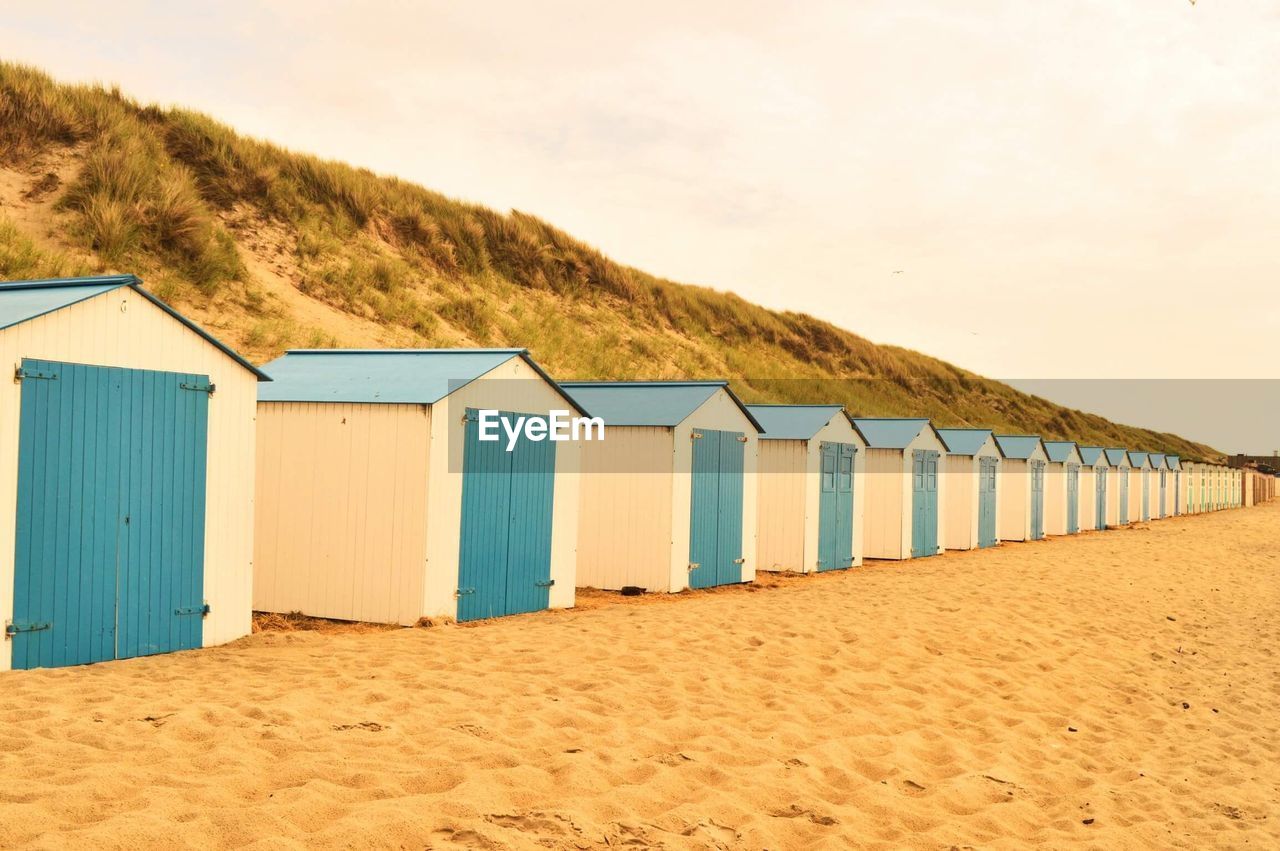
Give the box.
[0,62,1219,459]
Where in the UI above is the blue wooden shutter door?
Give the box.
[979,458,997,548]
[457,409,557,621]
[818,443,855,570]
[1029,461,1044,540]
[817,443,837,570]
[506,425,557,616]
[458,410,514,621]
[1095,468,1107,530]
[716,432,745,585]
[836,445,855,568]
[911,451,925,557]
[925,453,939,554]
[11,359,209,670]
[1142,469,1150,520]
[688,430,721,589]
[1066,464,1079,533]
[911,450,939,558]
[1119,472,1128,524]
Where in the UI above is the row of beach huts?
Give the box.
[0,276,1274,671]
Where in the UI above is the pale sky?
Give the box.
[2,3,1279,445]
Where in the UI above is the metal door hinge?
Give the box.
[691,432,703,439]
[733,557,745,564]
[174,604,210,617]
[687,562,700,571]
[456,587,476,597]
[15,367,58,382]
[736,436,748,443]
[180,381,215,394]
[5,621,51,637]
[535,579,555,588]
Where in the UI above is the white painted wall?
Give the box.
[254,402,431,625]
[576,426,675,590]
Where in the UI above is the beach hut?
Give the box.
[254,349,585,624]
[993,435,1049,542]
[564,381,761,592]
[1166,456,1182,516]
[0,275,266,671]
[1078,447,1110,530]
[1128,452,1152,521]
[850,418,948,560]
[747,405,866,573]
[1182,460,1203,514]
[936,428,1003,550]
[1149,454,1169,519]
[1104,449,1132,525]
[1042,441,1083,536]
[1244,469,1255,507]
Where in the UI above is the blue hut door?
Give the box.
[1066,464,1080,533]
[1142,469,1150,520]
[978,458,998,548]
[1029,460,1045,540]
[817,443,855,570]
[911,450,939,557]
[10,359,210,670]
[1095,467,1108,529]
[1158,470,1167,518]
[458,409,557,622]
[688,429,746,588]
[1119,471,1129,524]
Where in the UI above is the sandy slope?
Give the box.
[2,504,1277,850]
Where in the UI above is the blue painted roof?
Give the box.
[993,434,1045,460]
[1166,455,1181,469]
[1148,453,1167,469]
[1079,446,1107,465]
[936,428,997,456]
[746,404,847,441]
[559,381,761,430]
[851,418,934,449]
[1105,448,1130,466]
[1043,440,1081,464]
[260,349,581,410]
[0,275,266,379]
[1128,451,1150,467]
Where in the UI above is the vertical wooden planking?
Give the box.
[716,431,745,585]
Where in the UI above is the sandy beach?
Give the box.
[2,503,1277,849]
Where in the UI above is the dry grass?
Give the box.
[0,61,1220,459]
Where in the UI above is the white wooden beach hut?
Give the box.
[850,419,948,560]
[1042,441,1083,536]
[0,275,266,671]
[1166,456,1182,516]
[1128,452,1153,521]
[993,435,1049,542]
[254,349,584,624]
[936,428,1003,550]
[563,381,761,592]
[1078,447,1110,531]
[1103,449,1132,525]
[747,405,866,573]
[1148,454,1169,519]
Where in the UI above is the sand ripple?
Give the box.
[1,505,1277,849]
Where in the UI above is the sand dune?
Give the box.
[2,504,1278,849]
